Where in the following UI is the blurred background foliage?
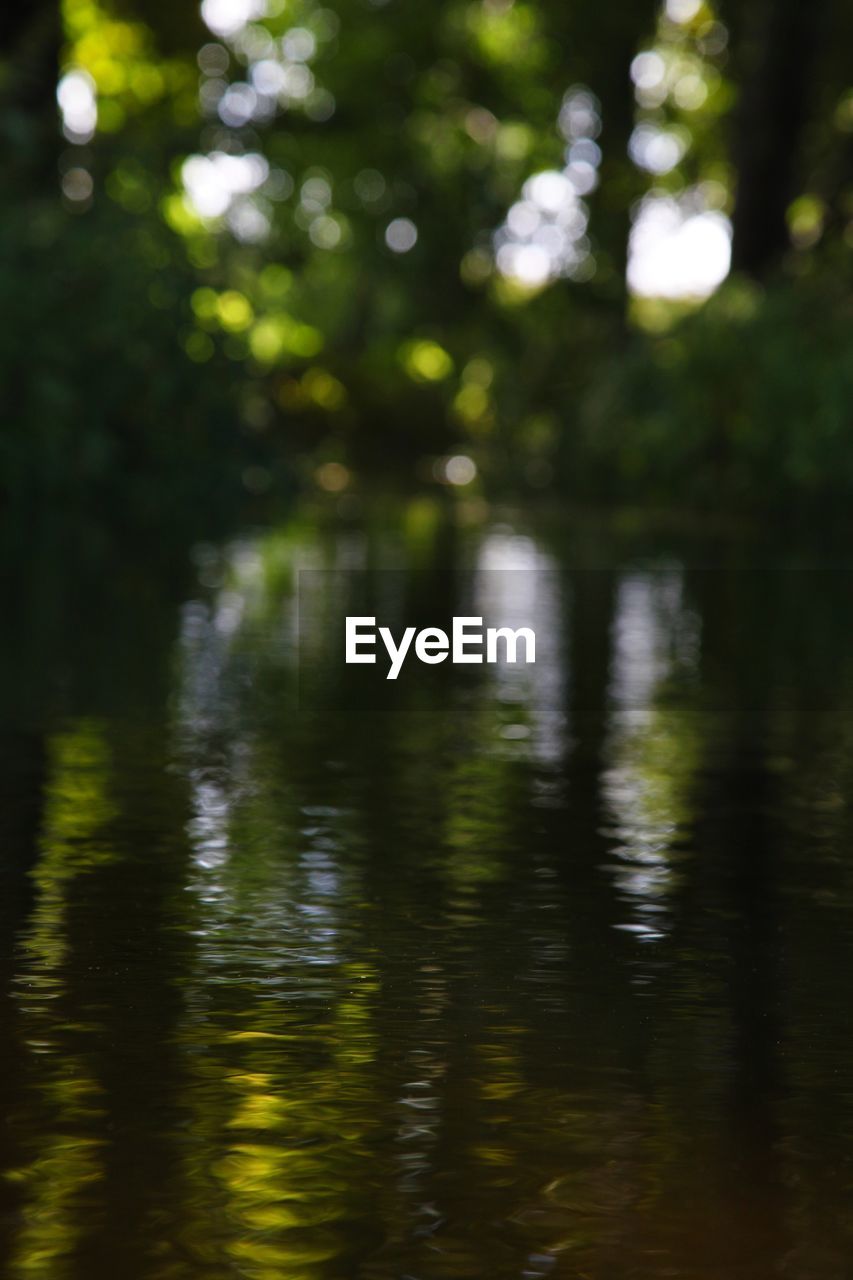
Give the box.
[0,0,851,515]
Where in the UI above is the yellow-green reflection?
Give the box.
[7,521,853,1278]
[6,721,115,1278]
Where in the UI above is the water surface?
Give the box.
[2,512,853,1279]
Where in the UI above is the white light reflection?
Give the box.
[385,217,418,253]
[175,538,350,971]
[217,81,257,126]
[475,532,567,767]
[631,51,666,93]
[494,87,599,287]
[57,70,97,143]
[181,150,270,237]
[629,123,687,175]
[628,193,731,299]
[282,27,317,61]
[228,197,271,241]
[194,0,339,251]
[601,571,701,946]
[200,0,267,40]
[666,0,702,23]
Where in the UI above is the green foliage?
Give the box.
[0,0,851,512]
[576,265,853,508]
[0,193,252,509]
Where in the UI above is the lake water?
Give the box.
[2,507,853,1279]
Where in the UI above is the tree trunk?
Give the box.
[0,0,63,187]
[727,0,826,279]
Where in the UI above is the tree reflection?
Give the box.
[6,515,853,1274]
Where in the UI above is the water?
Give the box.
[2,509,853,1278]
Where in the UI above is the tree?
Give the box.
[725,0,829,278]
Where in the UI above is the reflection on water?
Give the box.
[4,512,853,1277]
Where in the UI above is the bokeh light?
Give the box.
[200,0,266,40]
[628,195,731,298]
[494,87,599,288]
[438,454,477,485]
[57,70,97,143]
[385,217,418,253]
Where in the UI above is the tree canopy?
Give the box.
[1,0,851,510]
